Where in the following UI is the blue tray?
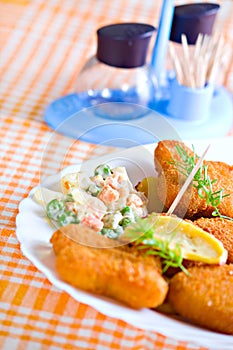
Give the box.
[44,86,233,147]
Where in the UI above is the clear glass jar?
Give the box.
[73,23,157,120]
[74,56,157,120]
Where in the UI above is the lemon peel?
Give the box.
[147,214,228,265]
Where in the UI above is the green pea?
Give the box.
[120,206,131,215]
[114,226,124,236]
[119,217,132,228]
[94,164,111,178]
[58,212,80,227]
[46,199,65,220]
[100,227,117,238]
[87,184,101,197]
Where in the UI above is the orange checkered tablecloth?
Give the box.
[0,1,233,349]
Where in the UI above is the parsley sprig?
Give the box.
[171,145,231,220]
[125,217,188,274]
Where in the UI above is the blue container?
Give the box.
[167,78,214,123]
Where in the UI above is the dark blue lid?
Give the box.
[170,3,220,44]
[97,23,155,68]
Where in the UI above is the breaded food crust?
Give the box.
[154,140,233,219]
[168,264,233,334]
[51,224,168,309]
[194,217,233,264]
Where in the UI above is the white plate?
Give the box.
[16,138,233,350]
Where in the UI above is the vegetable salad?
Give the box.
[46,164,148,239]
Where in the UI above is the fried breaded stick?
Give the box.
[154,140,233,219]
[50,224,168,309]
[194,217,233,264]
[168,264,233,335]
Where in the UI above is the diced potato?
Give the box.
[135,177,164,213]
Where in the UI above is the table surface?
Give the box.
[1,1,233,349]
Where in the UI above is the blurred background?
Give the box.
[0,0,232,123]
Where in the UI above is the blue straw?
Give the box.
[151,0,174,82]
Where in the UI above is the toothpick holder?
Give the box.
[167,78,214,123]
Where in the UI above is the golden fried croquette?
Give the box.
[194,217,233,264]
[154,140,233,219]
[164,259,205,278]
[168,264,233,335]
[50,224,168,309]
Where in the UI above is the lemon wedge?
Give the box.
[126,214,228,265]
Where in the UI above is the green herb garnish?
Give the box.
[171,144,231,220]
[125,217,188,274]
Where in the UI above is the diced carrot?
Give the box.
[81,214,103,231]
[106,174,123,189]
[86,206,105,220]
[98,185,119,203]
[64,181,71,190]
